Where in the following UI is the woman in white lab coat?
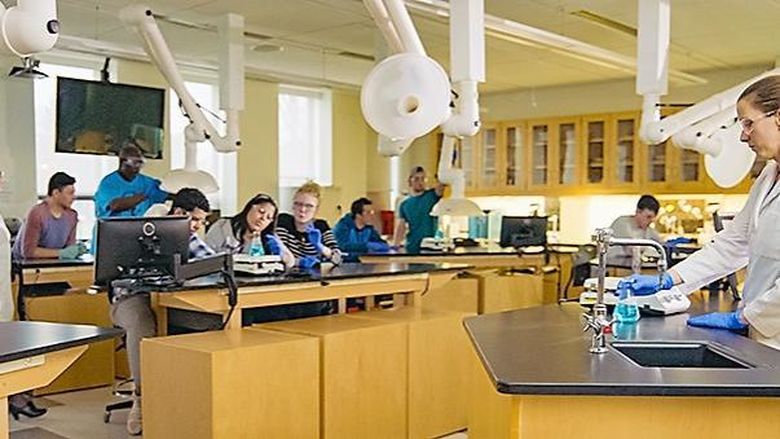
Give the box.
[621,75,780,350]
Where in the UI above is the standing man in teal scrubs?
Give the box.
[91,143,169,253]
[393,166,445,253]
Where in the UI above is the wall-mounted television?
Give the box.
[55,77,165,159]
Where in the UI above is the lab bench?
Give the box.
[465,291,780,438]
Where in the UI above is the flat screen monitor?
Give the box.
[94,217,189,286]
[499,216,548,248]
[56,77,165,159]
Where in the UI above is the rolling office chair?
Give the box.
[713,211,740,301]
[103,330,134,423]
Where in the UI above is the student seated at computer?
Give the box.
[205,193,295,268]
[333,197,390,260]
[109,188,214,436]
[12,172,86,260]
[276,181,342,267]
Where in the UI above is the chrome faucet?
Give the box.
[583,228,668,354]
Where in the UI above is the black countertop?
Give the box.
[166,262,468,292]
[0,321,121,364]
[464,292,780,397]
[12,255,94,270]
[360,244,580,259]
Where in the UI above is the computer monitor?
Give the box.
[499,216,548,248]
[94,217,190,286]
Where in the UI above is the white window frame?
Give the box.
[278,84,333,188]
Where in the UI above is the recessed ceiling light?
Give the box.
[252,43,284,53]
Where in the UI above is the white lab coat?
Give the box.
[0,214,14,321]
[675,161,780,350]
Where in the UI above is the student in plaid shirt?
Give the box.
[111,187,214,436]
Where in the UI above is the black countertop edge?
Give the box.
[0,325,122,364]
[157,263,469,292]
[494,382,780,397]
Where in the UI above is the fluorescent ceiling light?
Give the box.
[405,0,707,86]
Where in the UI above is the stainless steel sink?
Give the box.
[611,342,754,369]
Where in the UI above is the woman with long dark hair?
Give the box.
[206,193,295,268]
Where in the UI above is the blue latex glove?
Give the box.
[305,224,324,252]
[665,237,693,248]
[265,234,283,255]
[687,311,748,331]
[298,255,320,269]
[366,241,390,253]
[58,243,87,260]
[617,273,674,296]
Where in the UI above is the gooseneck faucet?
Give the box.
[583,228,668,354]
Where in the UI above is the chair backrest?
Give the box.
[712,211,736,233]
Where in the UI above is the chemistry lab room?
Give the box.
[2,0,780,438]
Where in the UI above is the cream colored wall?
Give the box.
[318,89,373,223]
[0,56,38,219]
[237,79,279,206]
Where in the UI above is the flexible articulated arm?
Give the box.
[120,5,242,154]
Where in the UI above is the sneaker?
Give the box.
[127,395,142,436]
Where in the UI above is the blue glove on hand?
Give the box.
[687,311,748,331]
[665,237,693,248]
[298,255,320,269]
[58,243,87,260]
[617,273,674,296]
[365,241,391,253]
[265,234,283,255]
[305,224,324,252]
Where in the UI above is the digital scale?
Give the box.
[579,277,690,316]
[233,254,285,276]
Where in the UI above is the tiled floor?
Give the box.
[10,387,132,439]
[9,386,469,438]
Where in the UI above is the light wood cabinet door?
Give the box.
[527,121,551,189]
[503,122,525,190]
[478,124,500,188]
[555,120,580,186]
[608,114,640,190]
[583,117,607,187]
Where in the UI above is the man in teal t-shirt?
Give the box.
[394,166,445,253]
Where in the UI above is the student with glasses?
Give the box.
[617,75,780,351]
[205,193,295,268]
[91,143,170,253]
[276,181,342,267]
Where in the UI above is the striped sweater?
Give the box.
[276,213,342,264]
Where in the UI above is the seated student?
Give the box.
[108,188,214,436]
[12,172,86,260]
[276,181,342,267]
[205,193,295,268]
[607,194,664,264]
[333,197,390,259]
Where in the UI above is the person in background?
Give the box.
[110,188,214,436]
[606,194,664,263]
[12,172,85,260]
[94,143,169,220]
[333,197,389,259]
[393,166,445,253]
[617,75,780,351]
[206,193,295,268]
[276,181,342,267]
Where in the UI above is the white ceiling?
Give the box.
[52,0,780,92]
